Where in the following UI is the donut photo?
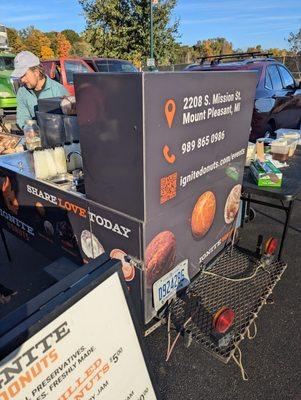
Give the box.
[191,191,216,239]
[80,230,105,259]
[35,202,45,217]
[44,220,54,237]
[2,177,19,215]
[224,184,242,224]
[110,249,135,282]
[145,230,176,289]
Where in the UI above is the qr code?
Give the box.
[160,172,177,204]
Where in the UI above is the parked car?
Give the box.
[186,53,301,141]
[83,57,138,73]
[41,58,94,95]
[0,53,17,112]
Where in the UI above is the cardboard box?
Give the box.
[250,160,282,187]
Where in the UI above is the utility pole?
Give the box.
[148,0,158,70]
[150,0,154,61]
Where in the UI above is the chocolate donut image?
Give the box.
[110,249,135,282]
[224,184,241,224]
[191,191,216,238]
[145,231,176,289]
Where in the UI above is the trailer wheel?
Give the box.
[245,207,256,223]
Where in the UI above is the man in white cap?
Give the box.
[12,51,68,129]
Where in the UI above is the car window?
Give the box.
[265,70,273,89]
[64,60,90,84]
[84,60,96,71]
[54,62,63,84]
[0,56,14,71]
[95,60,109,72]
[267,65,283,90]
[278,65,295,89]
[42,61,53,77]
[108,61,137,72]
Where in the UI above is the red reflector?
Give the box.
[265,237,278,255]
[213,307,235,334]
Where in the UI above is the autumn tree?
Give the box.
[40,45,54,59]
[56,33,72,57]
[246,45,263,53]
[79,0,179,65]
[21,27,52,58]
[194,38,233,59]
[6,28,26,53]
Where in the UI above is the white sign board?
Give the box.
[147,58,155,67]
[0,272,157,400]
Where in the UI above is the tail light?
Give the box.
[213,307,235,334]
[265,237,278,255]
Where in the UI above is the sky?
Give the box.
[1,0,301,50]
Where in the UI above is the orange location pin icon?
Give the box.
[165,99,176,128]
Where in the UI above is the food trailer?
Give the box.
[0,72,287,382]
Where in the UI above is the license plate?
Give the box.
[153,260,190,311]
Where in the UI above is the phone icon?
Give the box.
[163,145,176,164]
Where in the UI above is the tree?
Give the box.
[71,39,93,56]
[6,28,26,53]
[194,38,233,59]
[266,48,287,57]
[40,45,54,59]
[287,28,301,54]
[45,31,59,56]
[56,33,72,57]
[79,0,179,65]
[246,45,263,53]
[172,44,198,64]
[23,27,52,58]
[61,29,81,44]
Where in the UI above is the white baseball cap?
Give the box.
[12,51,40,78]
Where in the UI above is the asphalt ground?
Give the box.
[0,196,300,399]
[146,196,301,400]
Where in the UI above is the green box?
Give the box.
[250,160,282,187]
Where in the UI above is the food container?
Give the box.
[23,120,41,150]
[246,142,256,166]
[0,133,22,155]
[250,160,282,187]
[270,140,289,162]
[275,128,301,141]
[37,112,65,147]
[54,146,67,174]
[33,149,50,180]
[63,116,80,142]
[287,140,298,157]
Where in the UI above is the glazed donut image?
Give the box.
[191,191,216,238]
[224,184,242,224]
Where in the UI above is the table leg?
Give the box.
[0,227,11,262]
[278,200,294,261]
[241,196,246,228]
[246,194,251,221]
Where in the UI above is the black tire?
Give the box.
[245,207,256,223]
